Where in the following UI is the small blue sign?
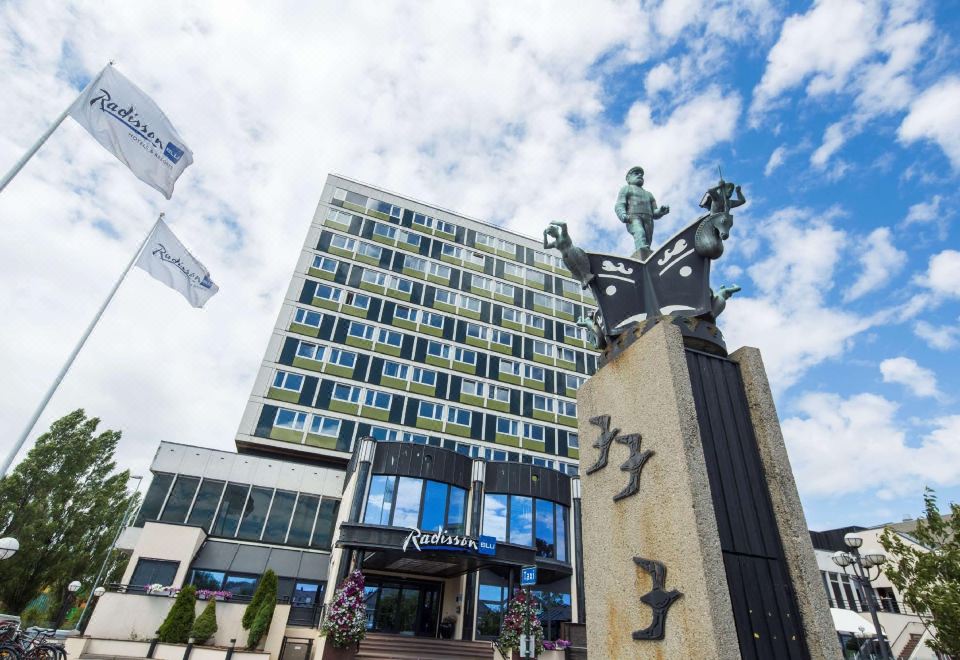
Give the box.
[521,565,537,586]
[164,142,185,163]
[478,535,497,556]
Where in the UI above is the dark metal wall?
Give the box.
[371,442,472,489]
[485,461,571,505]
[685,350,810,660]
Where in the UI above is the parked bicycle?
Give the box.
[0,621,66,660]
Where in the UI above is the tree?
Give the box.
[879,488,960,657]
[158,585,197,644]
[191,599,218,645]
[243,570,277,649]
[0,409,137,615]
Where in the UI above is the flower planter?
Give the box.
[321,643,358,660]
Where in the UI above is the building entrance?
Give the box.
[363,577,442,637]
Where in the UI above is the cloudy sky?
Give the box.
[0,0,958,530]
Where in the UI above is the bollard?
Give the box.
[225,638,236,660]
[147,632,160,659]
[183,637,194,660]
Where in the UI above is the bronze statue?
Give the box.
[543,221,594,288]
[615,166,670,259]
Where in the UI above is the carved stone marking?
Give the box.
[586,415,653,501]
[633,557,683,641]
[585,415,617,475]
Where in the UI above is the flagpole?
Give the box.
[0,213,162,479]
[0,63,109,196]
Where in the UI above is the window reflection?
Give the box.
[509,496,533,546]
[535,500,555,558]
[364,475,396,525]
[312,499,340,550]
[262,490,297,543]
[186,480,225,531]
[160,476,200,523]
[447,486,466,535]
[483,494,508,542]
[363,475,469,534]
[211,483,250,537]
[237,487,273,541]
[393,477,423,528]
[420,481,448,533]
[135,473,173,526]
[287,494,320,546]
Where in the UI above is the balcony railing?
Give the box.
[825,597,921,617]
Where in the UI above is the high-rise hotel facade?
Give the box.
[90,174,597,654]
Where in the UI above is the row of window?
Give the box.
[136,473,340,550]
[363,475,467,535]
[481,493,569,561]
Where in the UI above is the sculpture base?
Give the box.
[601,314,726,367]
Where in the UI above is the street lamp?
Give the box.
[0,537,18,560]
[93,587,106,598]
[831,533,892,660]
[55,580,82,629]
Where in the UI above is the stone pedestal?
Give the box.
[577,322,836,659]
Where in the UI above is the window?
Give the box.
[312,255,338,273]
[412,367,436,386]
[489,385,510,403]
[383,361,409,380]
[556,299,575,316]
[567,432,579,449]
[429,262,451,279]
[455,347,477,365]
[523,423,545,442]
[332,383,362,403]
[563,324,582,341]
[325,206,353,225]
[475,232,495,249]
[361,270,386,287]
[526,269,546,286]
[491,329,512,347]
[472,275,494,292]
[465,322,486,340]
[460,294,482,313]
[419,401,444,421]
[211,483,249,537]
[422,311,444,329]
[561,279,580,295]
[314,283,342,303]
[296,341,324,361]
[186,479,225,530]
[558,400,577,417]
[262,490,297,543]
[495,281,515,298]
[447,406,471,427]
[365,197,402,220]
[477,572,509,637]
[533,293,552,310]
[378,328,403,347]
[497,418,518,436]
[504,262,524,278]
[403,432,429,444]
[294,307,323,328]
[329,348,356,368]
[365,389,392,410]
[223,574,259,598]
[404,255,427,273]
[160,476,200,523]
[348,321,374,340]
[525,364,545,382]
[394,305,418,323]
[532,340,554,358]
[435,289,456,306]
[441,243,461,259]
[387,276,413,294]
[500,359,521,377]
[344,292,370,310]
[535,499,555,558]
[273,371,305,392]
[130,559,179,587]
[413,212,434,229]
[311,414,341,437]
[558,347,576,363]
[286,494,319,546]
[533,251,552,267]
[565,374,585,391]
[465,251,485,268]
[502,308,522,324]
[482,494,508,542]
[364,475,396,525]
[329,234,356,252]
[312,499,340,549]
[436,219,455,234]
[397,229,421,247]
[275,408,307,430]
[532,395,553,413]
[426,341,450,360]
[189,569,225,591]
[510,496,533,545]
[357,242,382,260]
[461,379,484,397]
[526,314,546,331]
[237,486,273,540]
[373,222,396,240]
[370,426,400,442]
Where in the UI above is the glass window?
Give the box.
[455,347,476,364]
[392,477,423,528]
[135,473,173,525]
[311,415,341,437]
[333,383,361,403]
[287,494,320,546]
[422,311,444,328]
[348,321,374,340]
[378,328,403,347]
[527,269,546,286]
[405,255,427,273]
[466,250,485,267]
[447,486,466,535]
[472,275,494,292]
[436,219,455,234]
[383,361,408,380]
[361,270,386,286]
[483,494,508,542]
[475,232,494,248]
[364,475,396,525]
[314,283,342,302]
[429,262,451,279]
[273,371,304,392]
[294,307,323,327]
[523,423,545,442]
[563,323,580,340]
[426,341,449,359]
[446,406,471,426]
[497,418,518,436]
[186,479,225,530]
[373,222,396,239]
[159,475,200,523]
[357,241,382,260]
[420,480,448,534]
[460,295,482,312]
[566,374,584,390]
[558,347,576,363]
[419,401,444,420]
[237,487,274,541]
[526,314,546,330]
[312,499,340,550]
[329,348,356,368]
[223,574,258,598]
[371,426,400,442]
[329,234,356,251]
[275,408,306,430]
[296,341,324,361]
[535,499,555,558]
[312,255,338,273]
[262,490,297,543]
[461,379,484,397]
[435,289,455,305]
[190,569,225,591]
[489,385,510,403]
[509,495,533,546]
[465,322,486,339]
[211,483,250,537]
[130,559,179,587]
[394,305,418,323]
[387,276,412,293]
[502,308,521,323]
[365,389,392,410]
[412,367,436,386]
[525,365,545,381]
[559,400,576,417]
[500,359,521,376]
[557,299,575,315]
[556,505,568,562]
[532,395,553,413]
[345,292,370,309]
[568,432,579,449]
[495,282,514,297]
[491,329,512,346]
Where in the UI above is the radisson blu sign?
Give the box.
[402,527,497,555]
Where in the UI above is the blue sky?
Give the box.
[0,0,957,530]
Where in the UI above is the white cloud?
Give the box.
[913,320,960,351]
[783,392,960,499]
[764,145,787,176]
[915,249,960,298]
[811,121,855,169]
[843,227,907,302]
[879,356,942,399]
[902,195,947,240]
[899,76,960,170]
[645,62,677,96]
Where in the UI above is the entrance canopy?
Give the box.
[830,608,882,635]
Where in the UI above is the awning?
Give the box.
[830,608,883,635]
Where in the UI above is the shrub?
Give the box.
[243,570,277,649]
[191,599,218,645]
[157,585,196,644]
[320,571,366,649]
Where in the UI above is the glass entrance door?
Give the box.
[363,577,442,637]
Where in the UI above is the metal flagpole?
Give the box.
[0,63,110,195]
[0,213,162,478]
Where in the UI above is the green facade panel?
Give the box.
[426,355,450,368]
[361,406,390,421]
[459,393,484,407]
[533,410,555,423]
[307,267,336,281]
[558,415,577,428]
[523,438,546,452]
[416,418,443,432]
[345,336,374,350]
[292,357,323,372]
[304,434,338,449]
[495,433,521,448]
[289,322,321,337]
[324,364,355,378]
[453,362,476,374]
[378,344,402,357]
[409,383,436,397]
[329,400,360,415]
[487,399,510,413]
[267,387,301,404]
[269,427,304,444]
[445,424,471,437]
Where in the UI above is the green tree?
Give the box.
[191,599,218,645]
[0,409,137,615]
[879,488,960,657]
[158,585,197,644]
[243,570,277,649]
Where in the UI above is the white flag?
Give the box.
[69,66,193,199]
[136,219,218,308]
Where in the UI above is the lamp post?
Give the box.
[55,580,82,629]
[0,537,18,560]
[831,533,892,660]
